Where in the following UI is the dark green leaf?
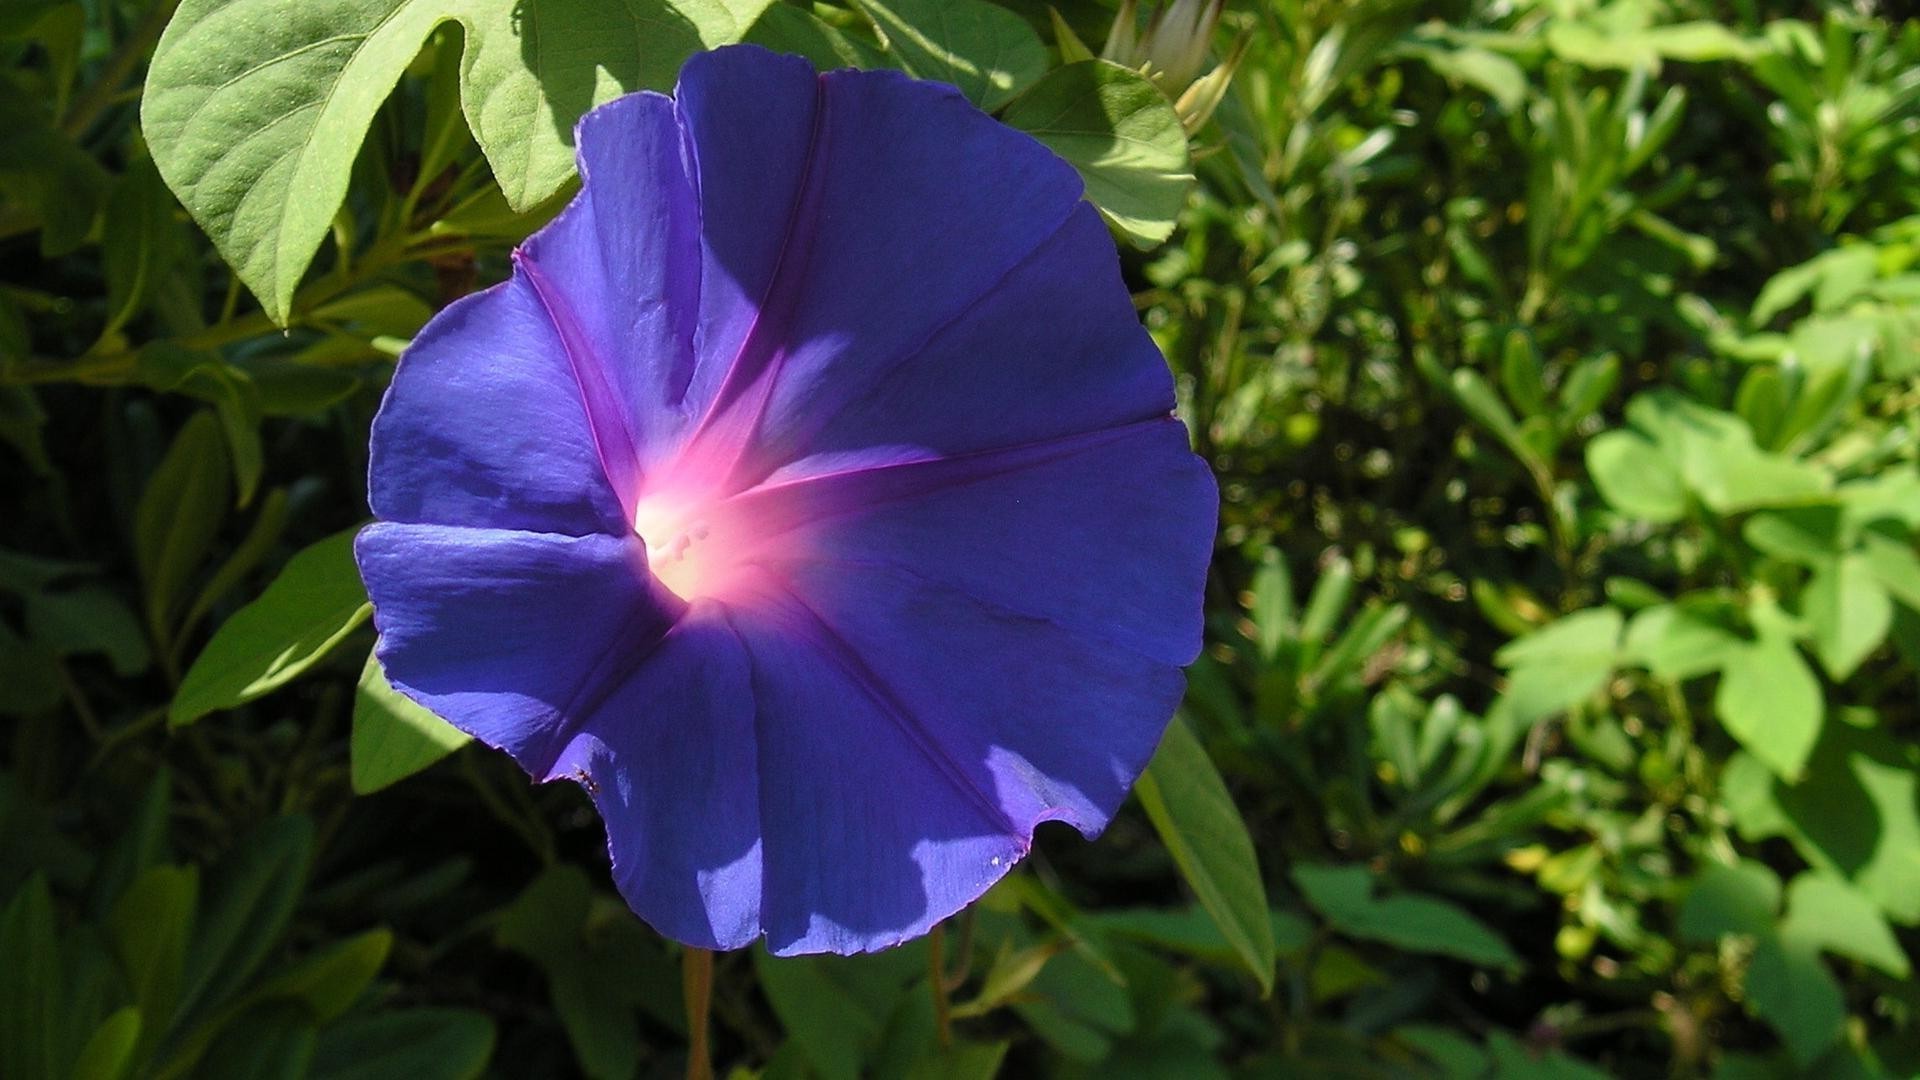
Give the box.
[309,1009,495,1080]
[178,817,314,1024]
[1292,864,1519,968]
[134,411,229,651]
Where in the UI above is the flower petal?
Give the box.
[754,204,1178,469]
[672,46,822,422]
[548,602,763,951]
[725,579,1028,955]
[516,91,702,481]
[357,523,676,775]
[367,275,628,536]
[771,558,1187,840]
[672,52,1089,488]
[720,419,1216,667]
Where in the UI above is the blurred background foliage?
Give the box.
[3,0,1919,1076]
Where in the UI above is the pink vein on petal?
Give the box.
[516,249,644,524]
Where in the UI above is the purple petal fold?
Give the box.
[365,277,627,536]
[357,524,676,774]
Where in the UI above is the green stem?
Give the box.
[61,0,183,138]
[684,948,715,1080]
[929,922,953,1048]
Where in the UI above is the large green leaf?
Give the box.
[1135,716,1275,994]
[170,528,371,727]
[1494,607,1622,722]
[1714,631,1822,781]
[458,0,773,207]
[1002,60,1194,247]
[1745,936,1843,1066]
[141,0,772,322]
[1725,721,1920,923]
[1780,873,1909,978]
[1801,553,1892,680]
[350,650,471,794]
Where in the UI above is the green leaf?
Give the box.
[141,1,449,322]
[135,411,230,650]
[852,0,1047,111]
[1494,608,1622,723]
[0,79,108,255]
[197,1002,318,1080]
[1745,936,1844,1066]
[25,586,149,676]
[1002,60,1193,247]
[141,0,772,321]
[1714,632,1822,781]
[351,650,470,794]
[1676,859,1779,943]
[0,875,60,1080]
[309,1009,495,1080]
[1587,429,1685,521]
[1860,530,1920,610]
[1292,864,1519,968]
[495,867,658,1080]
[137,346,267,508]
[1246,549,1293,662]
[1730,723,1920,924]
[755,951,883,1080]
[1621,597,1746,681]
[1779,874,1909,978]
[1400,42,1526,112]
[745,3,885,70]
[458,0,775,209]
[101,159,188,339]
[170,528,371,727]
[70,1007,142,1080]
[1744,505,1846,566]
[1802,554,1891,680]
[1135,716,1275,994]
[949,940,1061,1019]
[178,817,314,1024]
[904,1039,1009,1080]
[88,770,174,917]
[252,929,392,1022]
[107,865,197,1055]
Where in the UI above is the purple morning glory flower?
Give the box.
[355,45,1217,955]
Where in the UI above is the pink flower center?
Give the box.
[633,490,728,603]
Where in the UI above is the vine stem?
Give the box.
[61,0,182,138]
[929,923,952,1047]
[684,947,715,1080]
